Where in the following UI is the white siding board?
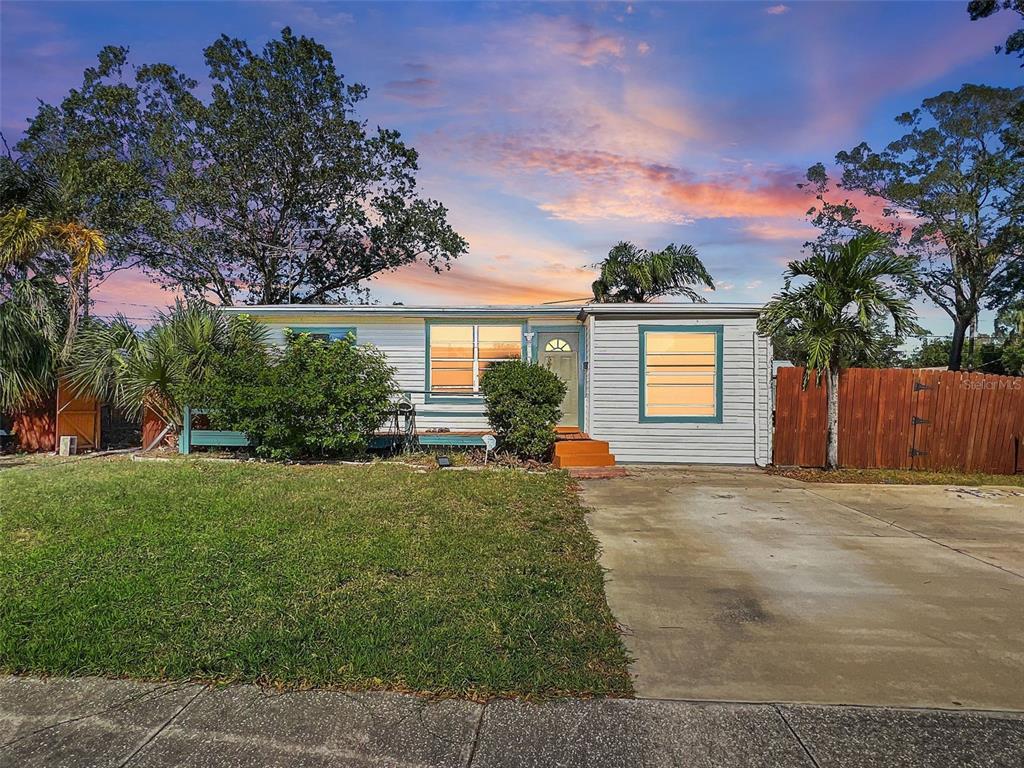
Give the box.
[588,316,770,464]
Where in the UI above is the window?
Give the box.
[544,338,572,352]
[640,325,722,422]
[288,326,356,343]
[427,323,522,397]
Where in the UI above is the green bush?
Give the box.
[480,360,566,460]
[187,331,397,460]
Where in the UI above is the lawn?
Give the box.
[0,457,631,698]
[769,466,1024,488]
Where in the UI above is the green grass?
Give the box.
[770,466,1024,487]
[0,457,631,698]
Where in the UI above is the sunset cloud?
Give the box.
[372,259,594,305]
[765,5,790,15]
[467,139,810,225]
[527,16,626,67]
[382,77,440,105]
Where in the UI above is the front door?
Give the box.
[537,332,580,428]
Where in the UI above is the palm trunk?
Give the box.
[825,363,840,470]
[948,319,966,372]
[61,269,81,360]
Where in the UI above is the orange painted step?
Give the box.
[554,440,611,457]
[554,452,616,469]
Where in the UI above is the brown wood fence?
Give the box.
[9,380,100,452]
[774,367,1024,474]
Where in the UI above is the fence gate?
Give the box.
[54,380,100,451]
[773,367,1024,474]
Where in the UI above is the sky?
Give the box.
[0,1,1020,332]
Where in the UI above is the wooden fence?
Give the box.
[9,381,100,452]
[773,367,1024,474]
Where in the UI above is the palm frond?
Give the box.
[0,208,51,269]
[591,240,714,303]
[758,232,920,375]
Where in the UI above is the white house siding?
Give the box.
[586,314,772,464]
[248,312,578,432]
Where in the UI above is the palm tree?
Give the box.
[68,302,268,432]
[757,232,920,469]
[0,276,67,411]
[0,163,106,355]
[591,241,714,303]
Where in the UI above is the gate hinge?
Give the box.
[911,416,929,425]
[913,382,933,391]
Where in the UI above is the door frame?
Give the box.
[530,325,585,431]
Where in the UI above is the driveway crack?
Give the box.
[773,705,821,768]
[117,684,206,768]
[464,701,487,767]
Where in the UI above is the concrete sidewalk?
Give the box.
[1,676,1022,768]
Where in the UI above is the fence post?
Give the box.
[178,405,192,455]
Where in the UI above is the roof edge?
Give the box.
[577,302,764,319]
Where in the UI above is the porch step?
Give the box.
[553,439,616,469]
[554,439,610,457]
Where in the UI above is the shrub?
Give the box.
[188,331,397,459]
[480,360,566,460]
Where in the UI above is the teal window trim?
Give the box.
[529,324,586,431]
[638,324,724,424]
[287,326,356,342]
[425,319,527,403]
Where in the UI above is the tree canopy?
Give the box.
[11,29,467,306]
[968,1,1024,65]
[806,84,1024,370]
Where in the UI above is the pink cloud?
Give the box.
[524,16,625,67]
[802,15,1013,143]
[381,77,440,106]
[89,268,183,323]
[372,259,593,305]
[742,221,814,241]
[467,139,811,224]
[765,5,790,15]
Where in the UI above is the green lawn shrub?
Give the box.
[480,360,566,460]
[184,330,397,459]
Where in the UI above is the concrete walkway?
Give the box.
[2,675,1022,768]
[582,467,1024,710]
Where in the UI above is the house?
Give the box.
[210,303,773,466]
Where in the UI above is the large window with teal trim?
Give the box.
[639,325,723,423]
[427,323,522,396]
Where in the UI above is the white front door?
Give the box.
[537,332,580,428]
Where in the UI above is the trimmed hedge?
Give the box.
[480,360,566,460]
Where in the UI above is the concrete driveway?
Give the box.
[581,467,1024,711]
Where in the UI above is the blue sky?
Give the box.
[1,1,1019,331]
